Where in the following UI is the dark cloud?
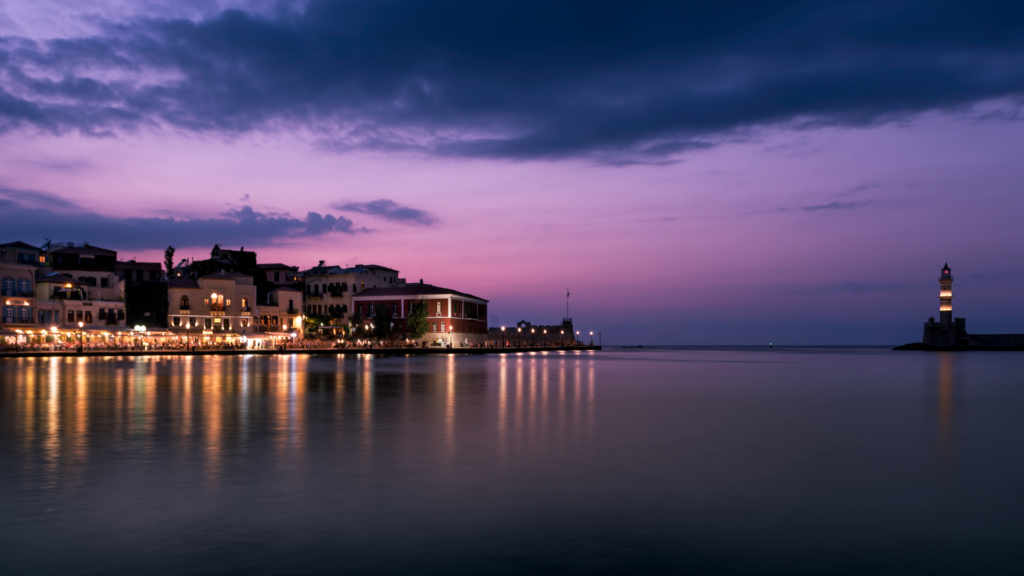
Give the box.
[802,200,870,211]
[793,281,907,295]
[2,1,1024,162]
[332,199,438,226]
[0,188,368,250]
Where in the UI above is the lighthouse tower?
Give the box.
[939,263,953,324]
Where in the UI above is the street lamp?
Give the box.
[589,331,593,346]
[449,324,454,348]
[561,329,564,347]
[517,327,521,348]
[531,328,535,347]
[501,326,505,348]
[77,321,84,353]
[575,330,580,346]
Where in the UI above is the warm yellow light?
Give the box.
[940,291,952,297]
[78,321,84,327]
[940,305,952,312]
[65,284,72,288]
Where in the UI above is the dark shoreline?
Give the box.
[0,345,601,359]
[893,343,1024,351]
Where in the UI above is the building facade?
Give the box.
[167,271,258,344]
[302,263,404,335]
[350,282,488,345]
[33,244,127,332]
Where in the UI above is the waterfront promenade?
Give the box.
[0,345,601,359]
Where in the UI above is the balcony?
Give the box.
[287,307,298,314]
[240,306,252,316]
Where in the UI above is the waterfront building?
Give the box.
[34,243,128,334]
[1,260,38,333]
[489,319,577,347]
[350,281,488,345]
[302,263,404,335]
[258,263,301,285]
[117,259,168,328]
[0,241,46,266]
[167,270,259,345]
[258,286,304,338]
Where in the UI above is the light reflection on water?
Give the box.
[1,348,1023,575]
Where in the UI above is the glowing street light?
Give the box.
[77,321,84,353]
[501,326,505,348]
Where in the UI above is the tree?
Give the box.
[406,301,428,340]
[164,246,176,276]
[372,303,392,341]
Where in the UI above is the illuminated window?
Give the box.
[436,302,441,316]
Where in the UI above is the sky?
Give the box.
[2,0,1024,344]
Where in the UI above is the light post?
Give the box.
[501,326,505,348]
[561,329,564,347]
[575,330,580,347]
[50,325,57,352]
[517,327,521,348]
[77,321,84,353]
[449,324,454,348]
[543,329,547,348]
[531,328,535,348]
[589,331,593,346]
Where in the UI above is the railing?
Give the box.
[179,304,190,311]
[287,308,298,314]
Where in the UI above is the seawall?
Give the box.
[0,345,602,359]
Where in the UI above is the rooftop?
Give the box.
[168,278,200,288]
[51,245,117,256]
[0,241,40,250]
[352,283,487,302]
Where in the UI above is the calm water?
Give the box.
[1,348,1023,575]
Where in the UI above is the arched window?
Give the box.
[181,296,189,309]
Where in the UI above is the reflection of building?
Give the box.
[167,271,257,344]
[908,263,1024,349]
[350,281,488,345]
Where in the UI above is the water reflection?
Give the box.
[0,354,596,495]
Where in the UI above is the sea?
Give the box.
[1,347,1022,575]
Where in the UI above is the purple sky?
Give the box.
[3,1,1024,344]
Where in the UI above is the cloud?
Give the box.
[802,201,871,211]
[0,187,368,249]
[2,1,1024,162]
[332,199,438,226]
[638,217,676,223]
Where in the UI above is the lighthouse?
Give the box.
[939,263,953,324]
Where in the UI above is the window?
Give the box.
[76,310,83,322]
[173,317,181,327]
[67,310,75,323]
[342,282,348,292]
[189,317,198,328]
[2,306,12,322]
[393,303,398,316]
[361,282,365,291]
[99,308,107,319]
[436,302,441,316]
[19,306,30,321]
[241,319,248,328]
[441,322,445,332]
[38,310,45,324]
[432,322,436,333]
[358,304,363,315]
[274,271,280,282]
[272,316,279,326]
[18,279,30,294]
[181,296,189,309]
[1,277,12,296]
[117,310,124,320]
[204,318,212,329]
[149,270,158,281]
[101,278,108,288]
[241,297,248,309]
[224,318,231,331]
[84,311,92,323]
